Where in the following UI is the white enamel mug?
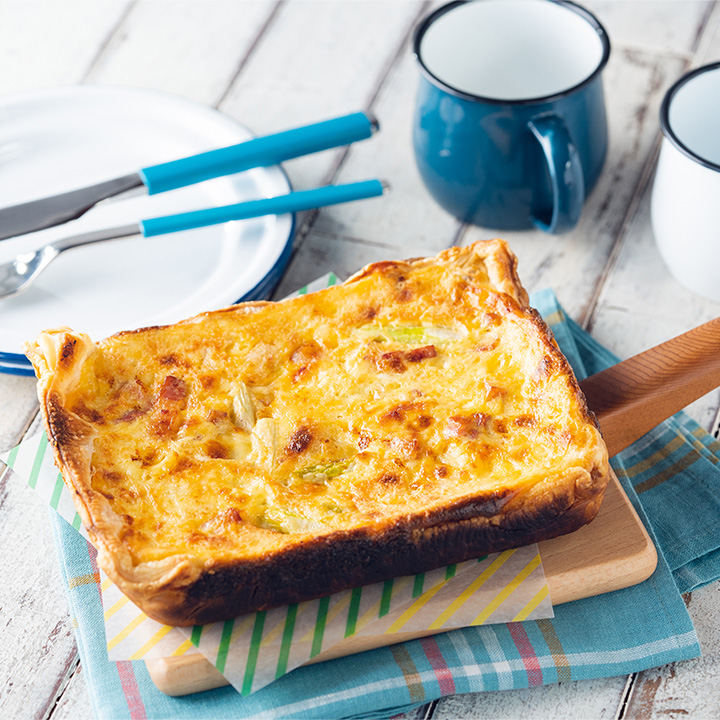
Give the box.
[651,61,720,302]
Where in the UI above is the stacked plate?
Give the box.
[0,86,294,376]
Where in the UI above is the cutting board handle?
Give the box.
[579,316,720,456]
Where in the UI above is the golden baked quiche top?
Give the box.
[26,239,610,626]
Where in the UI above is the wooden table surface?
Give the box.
[2,1,720,718]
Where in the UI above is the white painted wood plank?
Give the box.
[391,703,431,720]
[0,2,425,715]
[218,0,422,192]
[0,2,130,705]
[432,677,628,720]
[0,475,79,720]
[0,1,130,93]
[0,2,716,718]
[585,0,712,58]
[85,0,278,106]
[624,584,720,718]
[459,46,687,324]
[311,1,714,277]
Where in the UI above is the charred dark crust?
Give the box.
[58,338,77,369]
[45,391,92,453]
[143,466,605,626]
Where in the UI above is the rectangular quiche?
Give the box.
[25,239,610,626]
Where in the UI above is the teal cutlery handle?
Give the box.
[140,180,386,237]
[139,112,378,195]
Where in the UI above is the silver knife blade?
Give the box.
[0,172,144,241]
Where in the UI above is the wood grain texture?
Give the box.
[145,653,227,698]
[585,0,713,57]
[580,318,720,456]
[0,6,130,720]
[310,4,464,254]
[539,475,656,602]
[586,5,720,429]
[0,374,39,452]
[587,189,720,431]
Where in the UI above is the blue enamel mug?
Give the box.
[412,0,610,233]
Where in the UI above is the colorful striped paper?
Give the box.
[1,272,554,696]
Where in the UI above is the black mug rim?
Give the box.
[412,0,611,106]
[659,61,720,173]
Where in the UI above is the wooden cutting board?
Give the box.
[145,471,656,696]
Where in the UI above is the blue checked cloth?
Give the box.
[50,288,714,719]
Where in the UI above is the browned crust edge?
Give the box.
[145,464,606,626]
[25,239,610,627]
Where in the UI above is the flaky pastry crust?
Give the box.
[25,239,610,626]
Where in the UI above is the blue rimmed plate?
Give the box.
[0,86,294,375]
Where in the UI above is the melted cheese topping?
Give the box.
[63,257,598,565]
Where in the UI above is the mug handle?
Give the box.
[527,115,585,234]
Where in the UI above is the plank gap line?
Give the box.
[80,1,138,83]
[614,672,639,720]
[214,0,285,110]
[41,652,81,720]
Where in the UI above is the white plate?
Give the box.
[0,86,294,374]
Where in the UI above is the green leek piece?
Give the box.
[357,324,462,344]
[293,459,351,480]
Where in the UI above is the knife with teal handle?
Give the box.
[0,111,379,241]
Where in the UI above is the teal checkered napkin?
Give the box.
[48,288,714,719]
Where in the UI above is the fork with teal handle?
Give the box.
[0,179,387,300]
